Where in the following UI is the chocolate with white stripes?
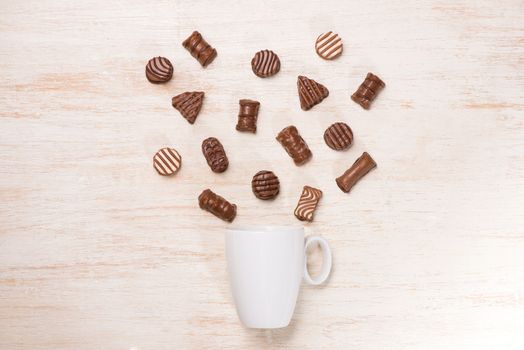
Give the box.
[153,147,182,176]
[145,57,173,83]
[294,186,323,222]
[315,32,343,60]
[251,50,280,78]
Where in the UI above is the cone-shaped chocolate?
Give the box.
[297,75,329,111]
[172,91,204,124]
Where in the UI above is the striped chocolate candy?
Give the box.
[145,57,173,83]
[251,50,281,78]
[315,31,343,60]
[153,147,182,176]
[251,170,280,200]
[294,186,323,222]
[324,122,353,151]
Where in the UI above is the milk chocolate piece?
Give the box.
[198,189,237,222]
[202,137,228,173]
[315,32,343,60]
[294,186,323,222]
[251,50,280,78]
[297,76,329,111]
[236,99,260,133]
[336,152,377,193]
[251,170,280,200]
[276,125,312,166]
[153,147,182,176]
[351,73,385,109]
[172,91,205,124]
[182,31,217,67]
[324,122,353,151]
[145,57,173,83]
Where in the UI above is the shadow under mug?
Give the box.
[225,226,332,329]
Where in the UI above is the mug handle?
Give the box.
[303,235,332,285]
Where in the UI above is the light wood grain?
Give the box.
[1,0,524,349]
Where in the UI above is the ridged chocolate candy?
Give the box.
[276,125,312,166]
[145,57,173,83]
[236,99,260,133]
[315,31,343,60]
[336,152,377,193]
[198,189,237,222]
[153,147,182,176]
[251,50,280,78]
[324,122,353,151]
[297,76,329,111]
[294,186,323,222]
[251,170,280,200]
[182,31,217,67]
[202,137,228,173]
[172,91,205,124]
[351,73,385,109]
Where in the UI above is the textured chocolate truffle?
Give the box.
[202,137,229,173]
[251,50,280,78]
[324,122,353,151]
[145,57,173,83]
[251,170,280,200]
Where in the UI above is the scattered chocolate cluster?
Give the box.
[147,31,384,223]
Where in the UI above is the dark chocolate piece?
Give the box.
[198,189,237,222]
[145,57,173,83]
[202,137,228,173]
[172,91,205,124]
[236,99,260,133]
[276,125,312,166]
[324,122,353,151]
[251,50,280,78]
[251,170,280,200]
[153,147,182,176]
[182,31,217,67]
[294,186,323,222]
[351,73,385,109]
[336,152,377,193]
[297,75,329,111]
[315,32,343,60]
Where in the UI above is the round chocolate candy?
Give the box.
[251,50,280,78]
[145,56,173,83]
[315,31,343,60]
[324,122,353,151]
[251,170,280,200]
[153,147,182,176]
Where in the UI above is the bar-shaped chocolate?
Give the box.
[198,189,237,222]
[276,125,312,166]
[336,152,377,193]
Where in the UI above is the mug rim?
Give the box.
[226,225,304,233]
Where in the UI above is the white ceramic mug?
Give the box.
[225,226,332,329]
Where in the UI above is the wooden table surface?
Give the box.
[1,0,523,349]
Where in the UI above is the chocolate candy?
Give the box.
[315,32,343,60]
[336,152,377,193]
[202,137,228,173]
[297,75,329,111]
[236,99,260,133]
[182,31,217,67]
[294,186,323,222]
[251,170,280,200]
[145,57,173,83]
[276,125,312,166]
[251,50,280,78]
[153,147,182,176]
[172,91,205,124]
[351,73,385,109]
[198,189,237,222]
[324,122,353,151]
